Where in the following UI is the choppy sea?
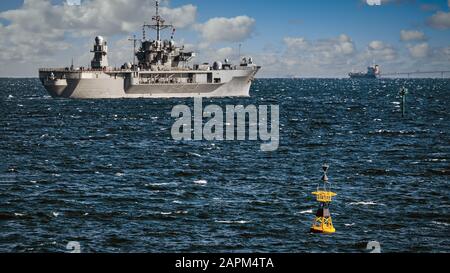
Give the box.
[0,78,449,253]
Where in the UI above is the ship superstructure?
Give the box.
[349,65,380,79]
[39,1,260,99]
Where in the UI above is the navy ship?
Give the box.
[39,1,260,99]
[349,65,380,79]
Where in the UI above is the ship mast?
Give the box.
[143,0,173,42]
[155,0,161,41]
[128,35,138,67]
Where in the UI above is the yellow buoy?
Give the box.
[311,164,337,234]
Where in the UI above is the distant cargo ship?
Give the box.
[349,65,380,79]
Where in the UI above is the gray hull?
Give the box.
[39,68,259,99]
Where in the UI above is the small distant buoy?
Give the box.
[310,164,337,234]
[399,87,408,118]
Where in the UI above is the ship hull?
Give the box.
[39,69,259,99]
[349,74,378,79]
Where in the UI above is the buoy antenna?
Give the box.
[322,163,329,182]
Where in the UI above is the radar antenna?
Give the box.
[143,0,173,42]
[142,23,146,40]
[171,28,176,40]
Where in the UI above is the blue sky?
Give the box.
[0,0,449,77]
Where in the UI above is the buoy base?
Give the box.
[311,214,336,234]
[310,225,336,234]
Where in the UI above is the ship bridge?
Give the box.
[135,0,195,70]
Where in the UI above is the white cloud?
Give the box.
[255,34,358,77]
[0,0,255,75]
[179,43,238,64]
[283,37,309,50]
[426,0,450,29]
[195,16,256,44]
[362,0,417,6]
[0,0,198,75]
[400,30,426,41]
[0,0,197,37]
[257,36,405,78]
[336,34,356,55]
[365,41,397,61]
[216,47,234,60]
[428,11,450,29]
[283,34,355,63]
[284,34,355,56]
[368,41,384,50]
[407,43,430,58]
[160,4,197,29]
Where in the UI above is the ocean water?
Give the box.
[0,78,449,253]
